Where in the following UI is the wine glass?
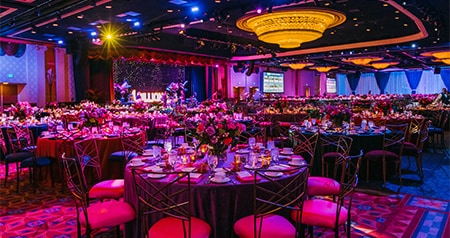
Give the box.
[270,148,279,165]
[368,120,374,129]
[248,137,256,148]
[152,146,162,161]
[266,140,275,151]
[164,139,172,153]
[208,155,219,172]
[168,153,177,170]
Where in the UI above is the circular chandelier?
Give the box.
[342,57,384,66]
[421,50,450,65]
[236,8,346,48]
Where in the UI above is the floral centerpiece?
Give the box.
[132,99,148,112]
[325,104,353,128]
[373,99,393,115]
[78,101,110,128]
[114,80,131,102]
[412,94,436,107]
[188,111,246,157]
[272,98,289,113]
[7,101,35,121]
[162,81,187,107]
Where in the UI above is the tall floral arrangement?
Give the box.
[164,81,187,107]
[132,99,148,112]
[189,112,246,156]
[114,80,131,102]
[78,101,110,127]
[325,104,353,127]
[412,94,436,107]
[7,101,35,121]
[373,99,393,115]
[272,98,289,112]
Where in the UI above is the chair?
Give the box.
[402,120,430,180]
[364,123,409,188]
[428,110,448,150]
[131,168,211,238]
[292,131,319,173]
[291,152,363,238]
[269,121,293,148]
[61,156,135,237]
[238,127,265,145]
[73,138,125,200]
[233,165,310,238]
[404,117,425,168]
[108,129,145,174]
[3,125,54,193]
[319,134,353,177]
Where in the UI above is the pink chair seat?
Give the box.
[89,179,125,199]
[234,214,296,238]
[401,142,419,156]
[364,150,400,161]
[307,176,340,196]
[322,151,340,160]
[148,216,211,238]
[292,199,348,229]
[80,200,135,230]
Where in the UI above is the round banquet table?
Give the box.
[123,153,306,238]
[35,134,124,180]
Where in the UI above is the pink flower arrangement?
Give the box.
[132,99,148,112]
[8,101,35,121]
[412,94,436,106]
[374,99,393,114]
[189,112,246,156]
[78,101,110,127]
[325,104,353,126]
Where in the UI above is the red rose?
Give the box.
[223,137,232,145]
[197,123,205,133]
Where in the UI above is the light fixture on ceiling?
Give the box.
[421,50,450,65]
[236,8,346,48]
[280,62,314,70]
[310,66,339,73]
[370,61,399,69]
[342,56,383,65]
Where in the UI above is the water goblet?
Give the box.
[270,148,279,165]
[208,154,219,172]
[164,139,173,153]
[266,140,275,151]
[153,146,162,161]
[248,137,256,148]
[368,121,374,129]
[168,153,178,170]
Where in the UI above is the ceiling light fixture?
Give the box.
[342,56,383,65]
[310,66,339,73]
[236,8,346,48]
[370,61,399,69]
[281,62,314,70]
[421,50,450,65]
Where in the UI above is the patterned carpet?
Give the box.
[0,163,449,238]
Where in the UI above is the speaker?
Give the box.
[245,61,254,76]
[434,67,441,74]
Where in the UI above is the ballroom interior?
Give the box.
[0,0,449,238]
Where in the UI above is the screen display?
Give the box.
[262,72,284,93]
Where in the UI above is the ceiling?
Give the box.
[1,0,449,73]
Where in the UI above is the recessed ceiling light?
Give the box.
[394,10,399,14]
[167,9,173,13]
[77,15,83,19]
[395,16,399,20]
[53,23,58,27]
[31,30,36,34]
[105,5,112,9]
[352,17,357,21]
[217,25,222,29]
[354,23,359,27]
[366,28,371,32]
[383,3,388,7]
[68,31,73,34]
[403,23,408,27]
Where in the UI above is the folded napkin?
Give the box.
[179,173,203,184]
[236,171,261,182]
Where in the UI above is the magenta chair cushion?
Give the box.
[292,199,348,229]
[89,179,125,199]
[364,150,400,161]
[148,216,211,238]
[323,151,340,160]
[80,200,135,230]
[307,176,340,196]
[234,214,296,238]
[401,142,419,156]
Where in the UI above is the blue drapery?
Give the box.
[441,69,450,90]
[405,71,423,94]
[374,72,390,94]
[347,72,361,95]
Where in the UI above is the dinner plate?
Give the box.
[280,151,294,155]
[147,173,166,179]
[210,177,231,183]
[288,161,306,167]
[278,155,291,159]
[129,162,145,167]
[264,172,283,178]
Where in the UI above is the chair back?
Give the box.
[253,165,310,238]
[131,169,193,238]
[0,129,7,155]
[238,127,265,144]
[292,131,319,168]
[418,120,430,150]
[7,124,34,153]
[122,129,145,156]
[407,117,425,146]
[61,155,90,227]
[73,138,102,183]
[383,123,409,157]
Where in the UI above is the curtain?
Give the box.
[405,71,423,94]
[441,69,450,90]
[356,73,379,95]
[374,72,390,94]
[346,72,361,95]
[384,71,410,95]
[416,70,446,94]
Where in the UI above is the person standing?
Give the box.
[433,88,449,105]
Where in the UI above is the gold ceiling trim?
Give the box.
[370,61,399,69]
[280,62,314,70]
[342,57,384,65]
[236,8,346,49]
[309,66,339,73]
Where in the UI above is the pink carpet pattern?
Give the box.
[1,163,449,238]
